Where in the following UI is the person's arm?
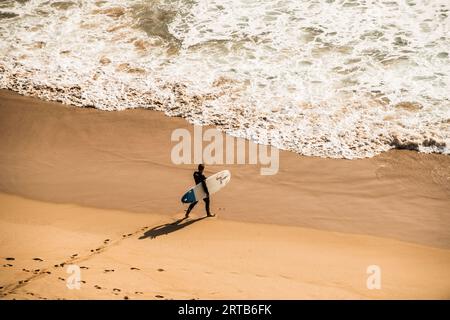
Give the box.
[201,176,209,196]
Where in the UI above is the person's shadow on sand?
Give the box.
[139,216,207,240]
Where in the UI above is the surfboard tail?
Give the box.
[181,189,196,203]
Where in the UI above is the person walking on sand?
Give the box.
[185,164,215,218]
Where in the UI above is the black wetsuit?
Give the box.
[185,171,211,216]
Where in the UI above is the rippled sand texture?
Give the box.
[0,0,449,158]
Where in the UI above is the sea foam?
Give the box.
[0,0,449,158]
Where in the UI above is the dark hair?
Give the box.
[198,164,205,171]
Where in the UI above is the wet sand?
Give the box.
[0,89,449,299]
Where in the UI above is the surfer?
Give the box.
[185,164,215,218]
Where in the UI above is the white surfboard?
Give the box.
[181,170,231,203]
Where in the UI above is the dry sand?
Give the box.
[0,89,449,299]
[1,193,449,300]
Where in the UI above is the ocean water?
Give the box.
[0,0,449,158]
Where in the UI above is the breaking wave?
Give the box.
[0,0,449,158]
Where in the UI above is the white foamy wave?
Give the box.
[0,0,449,158]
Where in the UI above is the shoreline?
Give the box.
[1,89,450,299]
[1,90,449,248]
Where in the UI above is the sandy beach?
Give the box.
[1,90,450,299]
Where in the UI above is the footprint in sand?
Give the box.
[71,254,78,258]
[104,269,115,273]
[157,268,165,272]
[124,296,129,300]
[58,277,65,281]
[81,280,86,284]
[33,258,43,262]
[22,268,30,272]
[135,291,143,295]
[5,257,15,261]
[113,288,121,292]
[103,239,110,244]
[80,266,89,270]
[94,285,102,290]
[33,269,40,274]
[155,295,164,299]
[3,264,13,267]
[45,271,51,275]
[130,267,140,271]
